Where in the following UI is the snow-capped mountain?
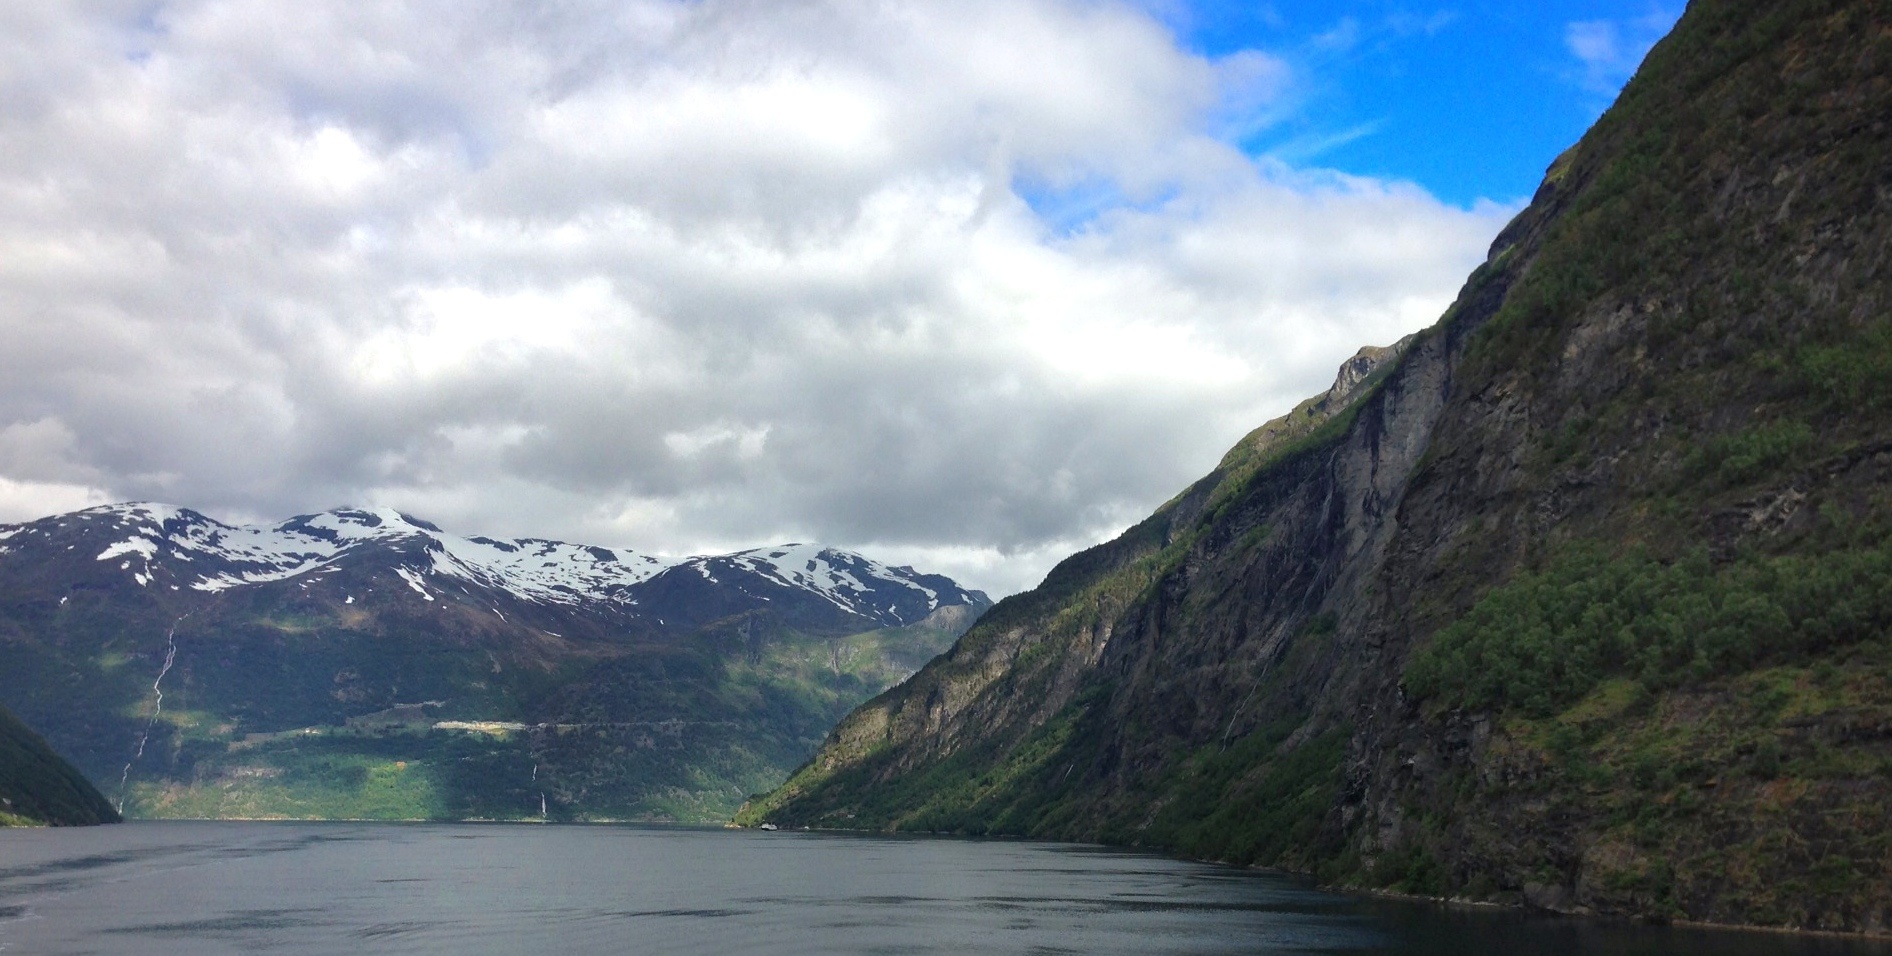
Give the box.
[42,503,676,603]
[0,503,993,825]
[639,543,981,634]
[0,502,988,636]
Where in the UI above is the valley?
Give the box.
[2,0,1888,941]
[0,504,987,823]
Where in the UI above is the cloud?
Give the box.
[1384,11,1457,38]
[0,0,1513,596]
[1565,9,1681,97]
[1312,17,1363,53]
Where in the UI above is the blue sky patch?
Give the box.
[1160,1,1682,206]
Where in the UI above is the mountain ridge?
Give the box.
[0,702,118,827]
[0,502,991,823]
[7,502,983,630]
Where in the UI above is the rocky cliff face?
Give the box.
[744,0,1892,934]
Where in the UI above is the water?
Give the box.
[0,822,1885,955]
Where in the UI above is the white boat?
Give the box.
[758,823,779,831]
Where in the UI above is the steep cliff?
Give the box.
[0,704,118,826]
[743,0,1892,934]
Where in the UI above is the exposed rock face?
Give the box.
[1326,340,1411,406]
[746,0,1892,934]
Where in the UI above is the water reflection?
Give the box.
[0,822,1884,956]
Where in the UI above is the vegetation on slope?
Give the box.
[1361,0,1892,927]
[0,586,970,823]
[0,704,118,826]
[1407,538,1892,717]
[736,348,1409,835]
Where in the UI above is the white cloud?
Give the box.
[1565,9,1681,97]
[0,479,112,525]
[0,0,1513,596]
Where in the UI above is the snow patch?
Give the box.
[192,565,315,592]
[32,504,961,627]
[717,543,943,618]
[68,505,680,604]
[395,567,434,601]
[97,538,159,562]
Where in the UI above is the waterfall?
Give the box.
[116,615,188,814]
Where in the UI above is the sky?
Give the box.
[0,0,1680,597]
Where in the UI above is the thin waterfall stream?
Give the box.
[116,613,189,813]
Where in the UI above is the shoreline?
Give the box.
[736,822,1892,942]
[52,816,1892,941]
[1340,882,1888,942]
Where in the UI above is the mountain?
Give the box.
[0,503,988,822]
[0,702,117,826]
[742,0,1892,935]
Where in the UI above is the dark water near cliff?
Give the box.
[0,822,1885,955]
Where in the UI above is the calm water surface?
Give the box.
[0,822,1886,955]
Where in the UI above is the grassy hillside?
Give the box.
[113,610,967,823]
[737,342,1415,834]
[0,704,117,826]
[0,578,971,823]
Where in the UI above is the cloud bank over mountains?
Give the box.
[0,0,1513,595]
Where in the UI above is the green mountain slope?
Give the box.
[744,0,1892,934]
[0,507,987,824]
[0,704,118,827]
[1,593,974,824]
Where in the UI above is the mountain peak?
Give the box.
[0,502,986,634]
[0,512,994,826]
